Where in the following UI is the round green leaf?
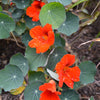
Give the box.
[46,47,67,70]
[54,33,65,47]
[21,31,32,46]
[47,0,72,6]
[0,64,24,91]
[79,61,96,85]
[29,71,46,84]
[24,81,43,100]
[24,16,41,29]
[60,88,80,100]
[39,2,66,29]
[73,81,82,90]
[25,46,49,71]
[10,53,29,76]
[0,13,15,39]
[12,9,25,19]
[13,0,30,9]
[58,12,79,36]
[15,22,26,35]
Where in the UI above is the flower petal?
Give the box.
[60,54,75,66]
[40,90,61,100]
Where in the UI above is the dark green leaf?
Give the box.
[74,81,82,90]
[39,2,66,29]
[10,53,29,76]
[24,81,43,100]
[25,46,49,71]
[13,0,30,9]
[15,22,26,35]
[54,33,65,47]
[29,71,46,84]
[21,31,32,46]
[12,9,25,19]
[60,88,80,100]
[0,13,15,39]
[0,64,24,91]
[47,0,72,6]
[46,47,67,70]
[58,12,79,36]
[24,16,41,29]
[79,61,96,85]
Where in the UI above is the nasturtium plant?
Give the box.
[46,47,67,70]
[10,53,29,76]
[24,81,43,100]
[21,31,32,46]
[0,13,15,39]
[39,2,66,29]
[12,9,25,19]
[54,33,65,47]
[13,0,30,9]
[79,61,96,85]
[15,22,26,35]
[58,12,79,36]
[0,0,98,99]
[47,0,72,6]
[0,64,24,91]
[24,16,41,29]
[28,71,46,84]
[25,46,49,71]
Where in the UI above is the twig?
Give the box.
[96,62,100,69]
[91,1,100,15]
[10,32,25,49]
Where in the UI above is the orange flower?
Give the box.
[28,24,55,53]
[55,54,81,88]
[39,80,61,100]
[26,0,45,21]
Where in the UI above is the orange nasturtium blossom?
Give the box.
[26,0,45,21]
[39,80,61,100]
[28,24,55,54]
[55,54,81,89]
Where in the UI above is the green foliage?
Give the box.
[24,81,43,100]
[46,47,67,70]
[58,12,79,36]
[10,53,29,76]
[24,16,41,29]
[47,0,72,6]
[28,71,46,84]
[12,9,25,19]
[60,85,80,100]
[1,0,9,4]
[13,0,30,9]
[0,13,15,39]
[15,22,26,35]
[90,96,94,100]
[21,31,32,46]
[74,82,82,90]
[54,33,65,47]
[0,64,24,91]
[25,46,49,71]
[39,2,66,29]
[79,61,96,85]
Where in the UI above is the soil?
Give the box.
[0,0,100,100]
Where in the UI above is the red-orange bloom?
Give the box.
[55,54,81,88]
[26,0,45,21]
[39,80,61,100]
[28,24,55,54]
